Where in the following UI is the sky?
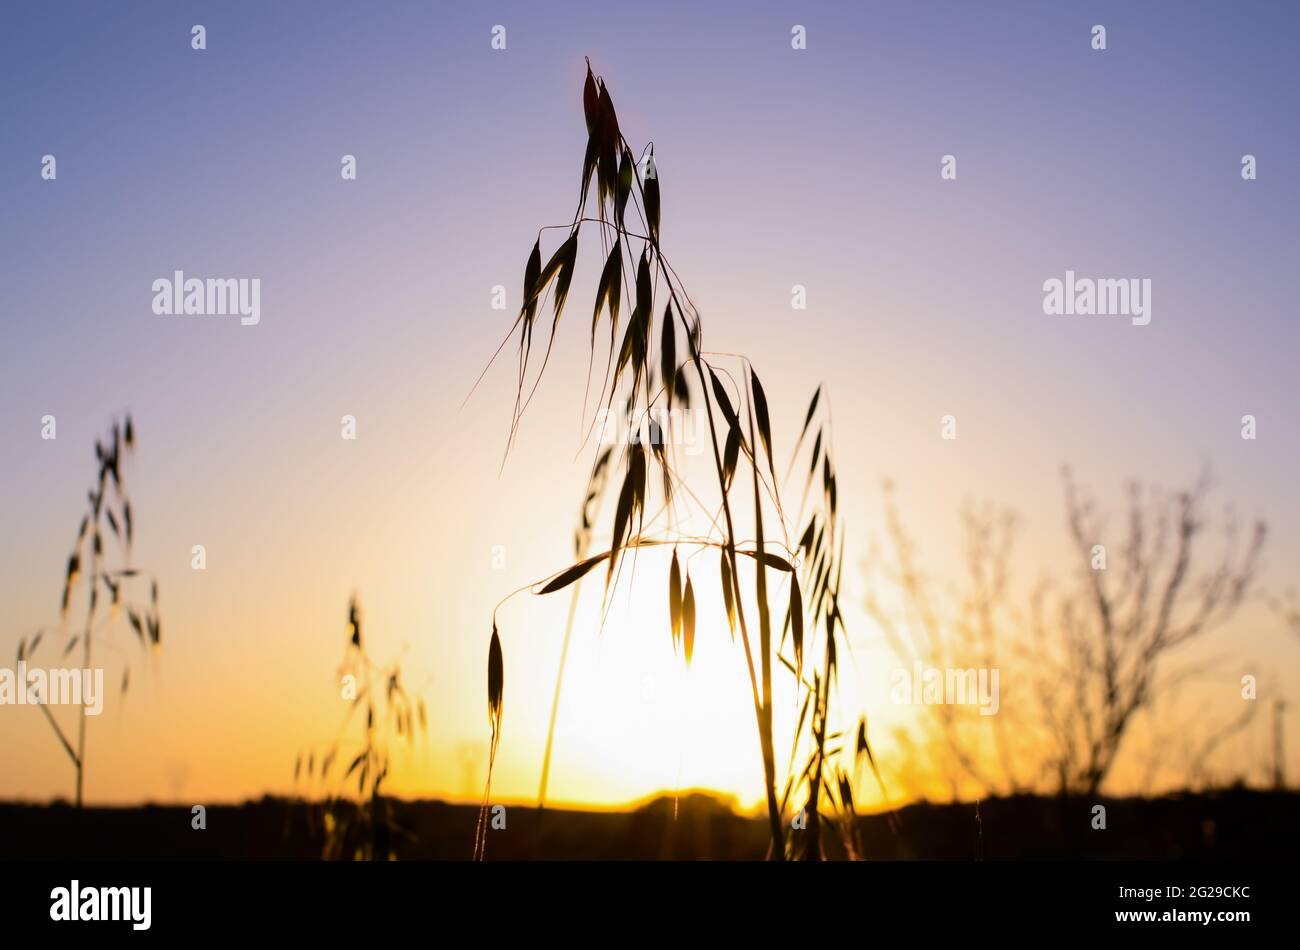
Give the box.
[2,1,1298,810]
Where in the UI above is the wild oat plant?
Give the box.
[18,416,162,807]
[294,596,429,860]
[475,62,880,860]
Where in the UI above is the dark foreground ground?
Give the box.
[1,789,1295,860]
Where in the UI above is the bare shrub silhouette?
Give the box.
[18,416,162,807]
[473,61,871,859]
[868,469,1265,797]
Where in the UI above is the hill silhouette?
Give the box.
[3,789,1295,860]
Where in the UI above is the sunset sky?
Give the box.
[2,1,1298,810]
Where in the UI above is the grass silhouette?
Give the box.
[293,596,430,860]
[20,416,162,807]
[474,60,872,860]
